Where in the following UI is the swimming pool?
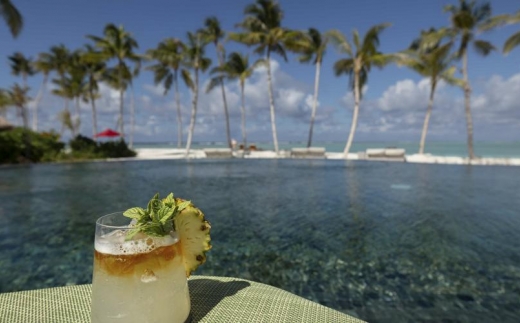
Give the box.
[1,159,519,322]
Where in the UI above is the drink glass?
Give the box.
[90,212,191,323]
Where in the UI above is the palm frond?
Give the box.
[504,31,520,54]
[333,58,354,77]
[205,77,221,93]
[181,69,194,90]
[327,29,353,56]
[0,0,23,37]
[473,39,495,56]
[480,14,512,31]
[440,66,464,87]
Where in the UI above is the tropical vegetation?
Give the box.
[2,0,519,163]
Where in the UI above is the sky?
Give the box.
[1,0,520,144]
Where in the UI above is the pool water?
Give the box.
[1,159,519,323]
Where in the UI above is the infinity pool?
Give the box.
[1,159,519,322]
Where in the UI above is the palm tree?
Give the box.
[200,16,232,149]
[52,73,81,136]
[8,52,34,131]
[328,24,394,158]
[88,24,140,139]
[229,0,295,155]
[81,45,106,139]
[7,83,30,129]
[1,0,23,37]
[207,52,264,152]
[32,52,53,131]
[146,38,187,148]
[44,44,72,134]
[397,28,463,154]
[67,50,89,136]
[444,0,495,159]
[286,28,327,148]
[182,31,211,157]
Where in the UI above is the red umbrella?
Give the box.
[94,128,121,138]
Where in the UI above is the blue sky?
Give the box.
[1,0,520,144]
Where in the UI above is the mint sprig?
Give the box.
[123,193,190,240]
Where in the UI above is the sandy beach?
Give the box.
[132,147,520,166]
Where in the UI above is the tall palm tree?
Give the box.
[45,44,72,134]
[328,24,394,158]
[88,24,140,139]
[286,28,327,148]
[397,28,463,154]
[1,0,23,38]
[182,31,211,157]
[81,45,106,139]
[7,83,30,129]
[8,52,34,131]
[207,52,264,152]
[146,38,187,148]
[229,0,295,155]
[52,72,83,136]
[32,52,53,131]
[444,0,495,159]
[67,50,89,136]
[200,16,232,149]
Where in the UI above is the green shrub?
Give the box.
[0,128,65,164]
[98,140,136,158]
[0,129,136,164]
[68,135,136,159]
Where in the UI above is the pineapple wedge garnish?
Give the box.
[171,198,211,277]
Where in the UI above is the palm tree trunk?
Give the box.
[60,99,69,135]
[90,88,98,140]
[118,60,125,139]
[74,97,81,137]
[240,80,247,153]
[343,66,360,158]
[307,60,321,148]
[174,71,183,148]
[32,75,47,131]
[216,46,232,149]
[220,78,232,148]
[419,80,437,154]
[129,86,135,148]
[185,69,199,158]
[20,105,29,129]
[119,88,125,139]
[266,50,279,154]
[462,51,475,159]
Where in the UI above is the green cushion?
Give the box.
[0,275,365,323]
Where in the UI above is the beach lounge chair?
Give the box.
[290,147,326,159]
[365,148,405,161]
[203,148,233,158]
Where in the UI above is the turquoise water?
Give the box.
[135,141,520,158]
[1,159,520,322]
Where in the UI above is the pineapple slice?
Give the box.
[173,198,211,277]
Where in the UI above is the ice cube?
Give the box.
[141,269,157,283]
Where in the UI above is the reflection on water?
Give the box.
[1,159,519,323]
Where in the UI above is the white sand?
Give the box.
[132,148,520,166]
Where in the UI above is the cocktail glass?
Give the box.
[90,212,191,323]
